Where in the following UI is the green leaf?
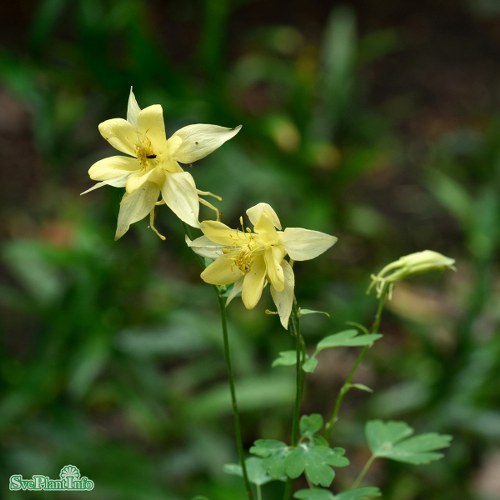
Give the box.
[223,457,278,486]
[334,487,382,499]
[295,487,336,499]
[285,445,349,487]
[250,439,290,479]
[272,350,297,367]
[316,330,382,352]
[250,439,288,457]
[350,383,373,393]
[294,487,381,500]
[299,308,330,318]
[300,414,324,436]
[366,420,452,464]
[302,356,319,373]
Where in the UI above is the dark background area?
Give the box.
[1,1,499,499]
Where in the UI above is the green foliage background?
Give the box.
[0,1,499,498]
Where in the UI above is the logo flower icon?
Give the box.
[59,465,81,480]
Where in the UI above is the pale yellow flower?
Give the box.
[188,203,337,329]
[368,250,456,298]
[82,89,241,239]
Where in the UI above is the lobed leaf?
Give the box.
[335,486,382,499]
[300,414,324,436]
[294,485,381,499]
[286,445,349,487]
[223,457,279,486]
[317,330,382,352]
[272,350,298,367]
[366,420,452,465]
[303,356,319,373]
[250,439,290,479]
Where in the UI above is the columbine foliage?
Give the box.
[294,486,381,499]
[249,414,349,488]
[273,329,383,374]
[365,420,452,465]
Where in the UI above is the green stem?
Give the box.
[351,455,377,489]
[324,286,389,437]
[283,300,305,500]
[217,292,254,500]
[183,223,253,499]
[256,484,262,500]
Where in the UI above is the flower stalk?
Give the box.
[324,285,389,438]
[216,290,254,500]
[283,299,306,500]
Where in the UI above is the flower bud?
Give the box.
[368,250,456,298]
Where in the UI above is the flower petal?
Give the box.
[201,220,247,247]
[226,278,244,306]
[115,183,160,240]
[127,88,141,127]
[161,171,200,227]
[265,246,285,291]
[187,235,224,259]
[98,118,137,156]
[247,202,282,230]
[201,255,243,285]
[270,260,295,329]
[81,175,129,194]
[137,104,167,151]
[88,155,138,181]
[125,167,165,193]
[281,228,337,261]
[242,254,267,309]
[171,124,242,164]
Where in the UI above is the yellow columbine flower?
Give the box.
[82,89,241,239]
[188,203,337,329]
[368,250,456,298]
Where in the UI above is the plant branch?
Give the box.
[324,286,389,437]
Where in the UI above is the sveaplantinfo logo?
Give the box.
[9,464,94,492]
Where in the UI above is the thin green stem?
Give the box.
[256,484,262,500]
[283,300,305,500]
[351,455,377,489]
[183,223,253,499]
[324,286,389,437]
[217,293,254,500]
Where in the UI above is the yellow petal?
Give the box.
[247,202,282,230]
[115,183,160,240]
[270,260,295,329]
[81,175,128,194]
[264,246,285,291]
[161,171,200,227]
[241,254,267,309]
[201,255,243,285]
[226,278,244,306]
[187,235,224,259]
[125,167,165,193]
[88,155,138,181]
[136,104,167,151]
[281,228,337,261]
[98,118,137,156]
[171,124,242,164]
[127,88,141,127]
[201,220,247,247]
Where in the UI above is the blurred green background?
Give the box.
[1,1,499,499]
